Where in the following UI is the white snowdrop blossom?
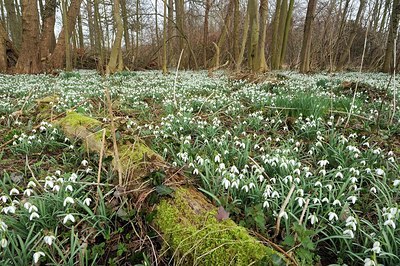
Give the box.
[308,213,319,225]
[29,212,40,220]
[9,188,19,195]
[375,168,385,176]
[214,154,221,163]
[63,214,76,224]
[69,173,78,182]
[222,178,230,190]
[63,197,75,207]
[328,212,338,221]
[371,241,381,254]
[81,160,88,166]
[364,258,376,266]
[27,181,36,188]
[343,229,355,238]
[83,198,92,206]
[65,185,73,192]
[44,235,56,246]
[393,180,400,187]
[279,211,288,220]
[1,238,7,248]
[347,196,357,204]
[318,160,329,167]
[33,251,45,263]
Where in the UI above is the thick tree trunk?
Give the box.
[49,0,82,69]
[106,0,124,74]
[383,0,400,73]
[93,0,104,73]
[248,0,259,72]
[280,0,294,68]
[270,0,282,70]
[299,0,317,73]
[39,0,56,59]
[120,0,129,51]
[0,22,7,72]
[233,0,240,67]
[15,0,41,74]
[77,13,84,49]
[61,0,72,71]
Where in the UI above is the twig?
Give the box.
[173,49,184,109]
[97,129,107,184]
[105,88,123,187]
[273,184,296,239]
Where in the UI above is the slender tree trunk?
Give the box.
[383,0,400,72]
[336,0,366,71]
[167,0,174,66]
[0,0,6,28]
[233,0,240,67]
[107,0,124,74]
[280,0,294,68]
[94,0,104,73]
[299,0,317,73]
[39,0,56,59]
[379,0,391,33]
[162,0,167,74]
[236,5,250,71]
[275,0,288,69]
[257,0,268,72]
[270,0,282,69]
[248,0,259,72]
[49,0,83,69]
[4,0,21,50]
[15,0,41,73]
[77,12,84,49]
[61,0,72,71]
[203,0,211,68]
[136,0,140,59]
[120,0,129,51]
[175,0,184,53]
[86,0,95,49]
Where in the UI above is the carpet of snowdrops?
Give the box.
[0,70,399,265]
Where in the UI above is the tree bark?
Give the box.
[162,0,167,74]
[236,4,250,71]
[233,0,240,67]
[77,12,84,49]
[4,0,21,50]
[106,0,124,74]
[257,0,268,72]
[61,0,72,71]
[299,0,317,73]
[94,0,104,73]
[203,0,211,68]
[0,22,7,72]
[120,0,129,51]
[39,0,56,59]
[248,0,259,72]
[383,0,400,72]
[15,0,41,74]
[280,0,294,68]
[167,0,174,65]
[270,0,282,70]
[49,0,83,69]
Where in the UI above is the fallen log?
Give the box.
[57,111,289,265]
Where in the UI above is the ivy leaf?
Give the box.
[155,185,174,196]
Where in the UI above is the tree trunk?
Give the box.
[49,0,83,69]
[4,0,21,50]
[39,0,56,59]
[120,0,129,51]
[77,13,84,49]
[236,5,250,71]
[0,22,7,72]
[336,0,366,71]
[248,0,259,72]
[86,0,95,49]
[203,0,211,68]
[94,0,104,73]
[167,0,174,66]
[106,0,124,74]
[280,0,294,68]
[257,0,268,72]
[270,0,282,70]
[233,0,240,67]
[162,0,167,74]
[299,0,317,73]
[15,0,41,74]
[61,0,72,71]
[383,0,400,73]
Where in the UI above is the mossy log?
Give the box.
[56,112,289,265]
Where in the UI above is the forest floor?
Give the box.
[0,70,399,266]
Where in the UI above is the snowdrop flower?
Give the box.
[193,168,199,175]
[63,197,75,207]
[69,173,78,182]
[81,160,88,166]
[28,205,38,213]
[24,189,33,197]
[44,235,56,246]
[53,185,60,192]
[321,197,329,203]
[222,178,230,190]
[0,196,8,203]
[371,241,381,254]
[271,191,280,198]
[33,251,45,263]
[27,181,36,188]
[0,220,7,231]
[1,238,7,248]
[328,212,338,221]
[242,185,249,193]
[3,206,16,214]
[9,188,19,196]
[24,202,32,210]
[343,229,355,238]
[384,219,396,229]
[296,197,305,207]
[375,168,385,176]
[314,181,322,187]
[63,214,76,224]
[279,211,288,220]
[214,154,221,163]
[29,212,40,220]
[308,213,318,225]
[364,258,376,266]
[335,172,344,179]
[44,180,54,189]
[317,160,329,167]
[65,185,73,192]
[55,170,61,176]
[370,187,377,193]
[393,180,400,187]
[263,201,270,208]
[347,196,357,204]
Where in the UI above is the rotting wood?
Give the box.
[56,111,291,265]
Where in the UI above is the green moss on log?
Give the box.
[58,112,101,129]
[155,188,284,265]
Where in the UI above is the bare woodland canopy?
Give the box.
[0,0,398,74]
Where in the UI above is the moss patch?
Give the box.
[58,112,101,129]
[155,188,284,265]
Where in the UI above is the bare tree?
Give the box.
[383,0,400,72]
[299,0,317,73]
